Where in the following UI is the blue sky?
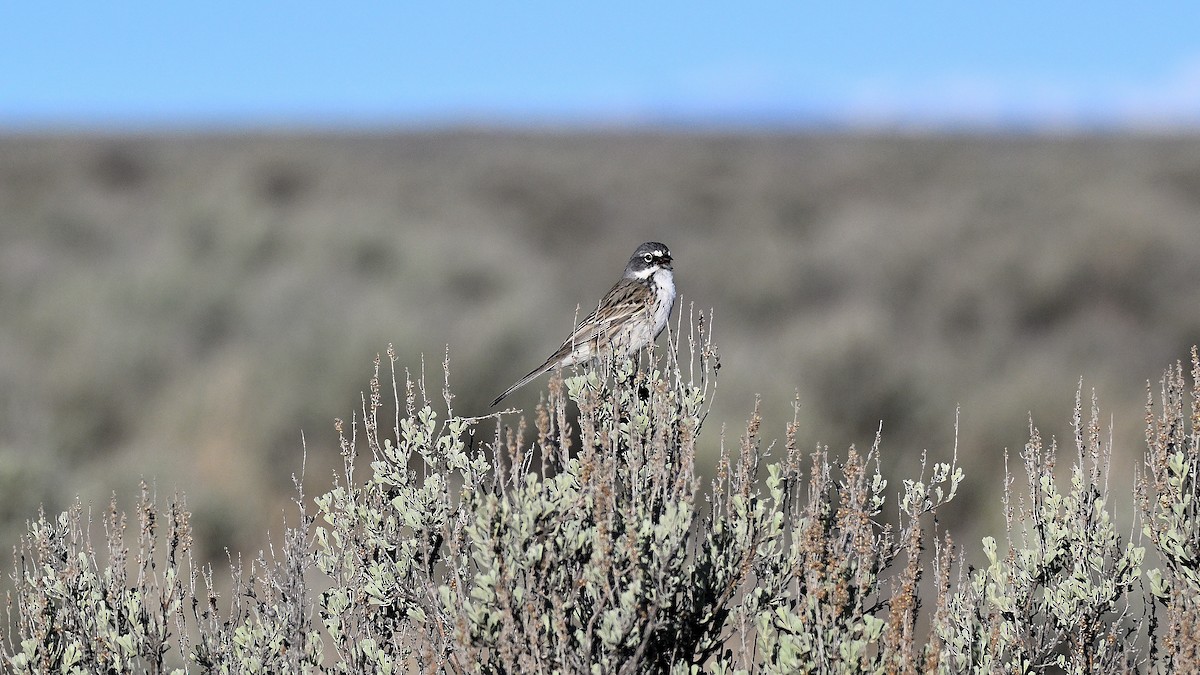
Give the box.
[3,2,1200,130]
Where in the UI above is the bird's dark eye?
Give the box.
[643,253,654,263]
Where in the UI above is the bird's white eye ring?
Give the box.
[643,253,654,263]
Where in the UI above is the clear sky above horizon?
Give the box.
[3,2,1200,131]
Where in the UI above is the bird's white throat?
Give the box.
[651,268,676,333]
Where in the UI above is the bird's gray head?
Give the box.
[624,242,673,279]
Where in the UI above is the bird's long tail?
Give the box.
[490,362,554,407]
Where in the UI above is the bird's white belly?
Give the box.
[620,269,675,354]
[649,268,676,336]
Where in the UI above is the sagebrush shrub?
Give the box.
[4,315,1200,673]
[931,394,1147,673]
[1138,348,1200,671]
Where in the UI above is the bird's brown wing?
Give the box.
[547,278,653,362]
[490,279,652,407]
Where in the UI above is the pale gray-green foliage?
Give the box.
[735,435,962,674]
[309,328,744,672]
[307,320,966,673]
[5,487,188,674]
[190,496,325,674]
[1139,350,1200,670]
[933,392,1147,674]
[7,331,1200,673]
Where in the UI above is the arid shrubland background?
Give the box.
[2,130,1200,571]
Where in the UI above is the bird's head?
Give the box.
[624,241,673,279]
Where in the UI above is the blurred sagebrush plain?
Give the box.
[1,131,1199,565]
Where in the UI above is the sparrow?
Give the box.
[491,242,676,407]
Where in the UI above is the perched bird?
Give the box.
[491,242,676,407]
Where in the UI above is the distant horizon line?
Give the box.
[3,115,1199,138]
